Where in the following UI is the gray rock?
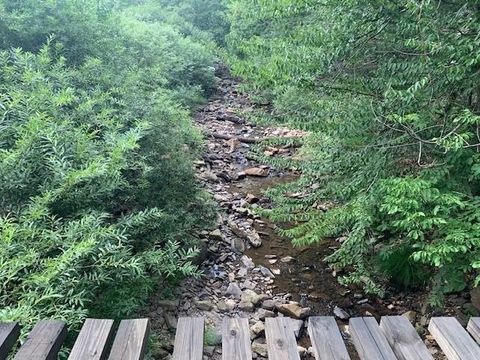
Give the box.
[226,282,243,299]
[238,300,255,312]
[259,266,275,278]
[471,287,480,311]
[252,340,268,357]
[257,308,275,320]
[165,313,178,329]
[157,299,179,310]
[209,229,223,241]
[250,321,265,337]
[242,289,261,306]
[262,299,276,310]
[333,306,350,320]
[195,300,214,311]
[241,255,255,269]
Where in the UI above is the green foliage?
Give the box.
[226,0,480,302]
[0,0,217,334]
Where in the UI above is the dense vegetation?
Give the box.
[2,0,478,337]
[226,0,480,305]
[0,0,220,331]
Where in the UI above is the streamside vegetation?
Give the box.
[0,0,222,330]
[226,0,480,305]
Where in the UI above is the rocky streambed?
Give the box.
[141,67,476,359]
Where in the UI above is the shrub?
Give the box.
[0,0,218,332]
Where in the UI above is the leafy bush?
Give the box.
[226,0,480,303]
[0,0,217,331]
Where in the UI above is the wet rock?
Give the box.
[333,306,350,320]
[277,303,311,319]
[244,167,269,177]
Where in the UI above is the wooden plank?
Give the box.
[308,316,350,360]
[467,317,480,344]
[380,316,433,360]
[265,317,300,360]
[68,319,115,360]
[172,317,204,360]
[108,319,149,360]
[429,317,480,360]
[222,318,252,360]
[0,322,20,360]
[13,320,67,360]
[349,317,396,360]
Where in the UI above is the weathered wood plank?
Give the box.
[467,318,480,344]
[307,316,350,360]
[68,319,114,360]
[222,318,252,360]
[0,322,20,360]
[172,317,204,360]
[429,317,480,360]
[380,316,433,360]
[265,317,301,360]
[108,319,149,360]
[349,317,396,360]
[13,320,67,360]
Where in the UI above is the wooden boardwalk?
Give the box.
[0,318,149,360]
[2,316,480,359]
[173,316,480,360]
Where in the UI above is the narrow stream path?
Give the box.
[142,67,445,359]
